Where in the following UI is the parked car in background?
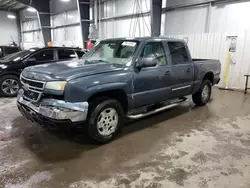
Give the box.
[0,46,20,58]
[0,46,85,97]
[17,37,221,143]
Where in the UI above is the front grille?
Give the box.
[21,76,44,89]
[24,90,40,101]
[21,76,45,102]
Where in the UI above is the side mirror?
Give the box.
[138,57,157,68]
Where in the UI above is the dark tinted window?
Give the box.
[58,49,76,60]
[168,42,189,64]
[4,47,19,54]
[75,50,85,58]
[1,50,31,61]
[32,50,54,61]
[141,42,166,66]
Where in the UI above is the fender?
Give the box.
[0,71,20,78]
[84,82,129,98]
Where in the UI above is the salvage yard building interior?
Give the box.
[1,0,250,187]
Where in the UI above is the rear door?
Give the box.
[133,41,171,108]
[57,49,78,61]
[166,41,194,98]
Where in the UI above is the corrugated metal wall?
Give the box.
[20,9,44,49]
[51,10,83,47]
[0,11,18,45]
[167,32,250,90]
[22,19,44,49]
[163,1,250,35]
[98,0,151,38]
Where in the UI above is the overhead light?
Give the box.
[27,7,37,12]
[67,15,73,19]
[60,0,71,2]
[7,14,16,19]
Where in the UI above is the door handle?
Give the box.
[186,68,191,73]
[165,71,171,76]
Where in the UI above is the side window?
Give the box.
[141,42,166,66]
[119,46,136,59]
[32,50,54,61]
[91,43,115,58]
[168,42,189,65]
[75,50,85,58]
[58,49,76,60]
[4,47,19,54]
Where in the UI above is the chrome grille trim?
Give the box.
[20,75,46,90]
[20,75,46,102]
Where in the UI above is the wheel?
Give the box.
[0,75,20,97]
[86,98,124,144]
[192,79,212,106]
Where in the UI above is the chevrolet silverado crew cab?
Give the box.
[17,37,221,143]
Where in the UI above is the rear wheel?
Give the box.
[192,79,212,106]
[86,98,124,144]
[0,75,20,97]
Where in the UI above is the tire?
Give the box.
[0,75,21,97]
[86,97,124,144]
[192,79,212,106]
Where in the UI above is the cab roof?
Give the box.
[101,36,186,43]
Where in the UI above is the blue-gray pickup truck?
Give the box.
[17,37,221,143]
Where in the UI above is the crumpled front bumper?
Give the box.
[17,89,88,123]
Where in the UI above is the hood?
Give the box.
[0,59,14,64]
[21,59,125,81]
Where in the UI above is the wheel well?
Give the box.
[0,73,20,79]
[203,72,214,84]
[87,89,128,113]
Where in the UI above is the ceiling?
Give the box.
[0,0,27,11]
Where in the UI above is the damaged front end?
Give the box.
[17,76,88,126]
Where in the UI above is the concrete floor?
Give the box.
[0,89,250,188]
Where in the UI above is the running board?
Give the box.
[126,98,188,119]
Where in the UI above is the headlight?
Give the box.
[45,81,67,91]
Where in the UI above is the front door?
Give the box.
[25,49,56,67]
[166,42,194,98]
[132,41,171,108]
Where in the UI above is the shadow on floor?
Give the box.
[14,102,198,163]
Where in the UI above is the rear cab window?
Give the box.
[168,42,189,65]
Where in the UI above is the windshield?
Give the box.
[1,50,31,61]
[83,40,139,65]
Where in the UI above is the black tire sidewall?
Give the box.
[201,80,212,104]
[88,99,124,144]
[0,75,20,97]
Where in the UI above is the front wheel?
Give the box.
[192,79,212,106]
[0,75,20,97]
[86,98,124,144]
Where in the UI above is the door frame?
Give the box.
[131,39,171,108]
